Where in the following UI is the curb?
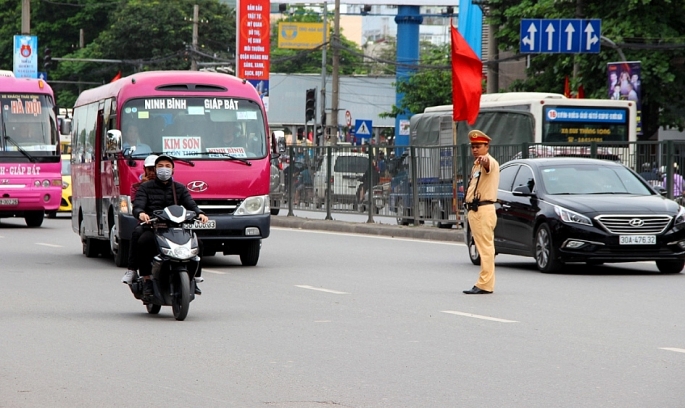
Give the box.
[270,215,465,242]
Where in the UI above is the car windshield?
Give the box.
[334,156,368,173]
[540,163,653,195]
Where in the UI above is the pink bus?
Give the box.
[0,76,61,227]
[71,71,274,266]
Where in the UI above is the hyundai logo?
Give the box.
[187,180,208,192]
[629,218,644,227]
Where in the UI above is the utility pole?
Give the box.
[320,1,327,145]
[191,4,199,71]
[79,28,85,94]
[487,23,499,93]
[330,0,340,144]
[21,0,30,34]
[573,0,584,83]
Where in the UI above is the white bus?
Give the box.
[425,92,637,143]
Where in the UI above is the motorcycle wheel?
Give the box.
[146,303,161,314]
[171,271,190,321]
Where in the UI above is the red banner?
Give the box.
[237,0,270,81]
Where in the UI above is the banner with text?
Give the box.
[237,0,270,111]
[13,35,38,79]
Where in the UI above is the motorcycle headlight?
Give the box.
[160,240,198,260]
[675,206,685,225]
[235,195,269,215]
[554,205,592,226]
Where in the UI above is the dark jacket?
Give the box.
[133,178,204,219]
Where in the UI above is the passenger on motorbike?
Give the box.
[122,154,158,285]
[133,155,209,296]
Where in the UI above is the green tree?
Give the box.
[488,0,685,137]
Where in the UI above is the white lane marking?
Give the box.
[36,243,62,248]
[441,310,518,323]
[660,347,685,353]
[272,227,461,245]
[295,285,349,295]
[202,268,227,275]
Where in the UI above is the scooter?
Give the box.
[128,205,201,321]
[357,182,388,214]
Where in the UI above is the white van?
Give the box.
[313,151,369,208]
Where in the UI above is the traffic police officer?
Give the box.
[463,130,500,294]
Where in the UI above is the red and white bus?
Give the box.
[71,71,273,266]
[0,76,61,227]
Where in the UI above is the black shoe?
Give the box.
[194,284,202,295]
[143,280,154,296]
[463,286,492,294]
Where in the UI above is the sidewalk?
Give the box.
[270,215,464,242]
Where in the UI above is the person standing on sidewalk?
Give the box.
[463,130,500,295]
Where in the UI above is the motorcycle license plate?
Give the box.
[0,198,18,205]
[183,220,216,229]
[619,235,655,245]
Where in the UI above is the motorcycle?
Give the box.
[357,182,389,214]
[128,205,202,321]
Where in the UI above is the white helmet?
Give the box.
[144,154,159,168]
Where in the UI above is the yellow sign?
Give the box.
[278,22,326,49]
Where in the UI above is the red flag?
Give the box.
[564,76,571,98]
[110,71,122,82]
[451,25,482,125]
[576,84,585,99]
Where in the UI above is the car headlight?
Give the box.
[554,205,592,226]
[235,195,269,215]
[62,181,69,189]
[676,206,685,225]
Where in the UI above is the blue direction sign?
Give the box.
[355,119,372,138]
[520,18,601,54]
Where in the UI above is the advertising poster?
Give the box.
[13,35,38,79]
[237,0,270,111]
[607,61,642,135]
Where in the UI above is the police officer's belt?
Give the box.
[464,201,495,211]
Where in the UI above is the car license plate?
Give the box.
[619,235,656,245]
[183,220,216,229]
[0,198,18,205]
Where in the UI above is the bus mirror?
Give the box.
[106,129,122,154]
[60,119,71,136]
[272,130,286,154]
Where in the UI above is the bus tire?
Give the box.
[240,240,261,266]
[25,211,44,227]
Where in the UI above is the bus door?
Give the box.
[94,102,105,236]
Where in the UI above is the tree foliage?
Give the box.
[488,0,685,137]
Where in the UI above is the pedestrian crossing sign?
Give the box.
[355,119,372,137]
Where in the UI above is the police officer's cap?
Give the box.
[468,130,492,144]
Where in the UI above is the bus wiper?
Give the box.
[186,151,252,166]
[3,135,36,163]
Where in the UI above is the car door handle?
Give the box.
[501,204,511,209]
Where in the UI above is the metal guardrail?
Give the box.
[270,141,685,228]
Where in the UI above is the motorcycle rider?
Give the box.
[133,155,209,296]
[121,154,158,284]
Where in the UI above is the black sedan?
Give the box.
[465,158,685,273]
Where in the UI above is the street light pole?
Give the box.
[320,1,327,145]
[330,0,340,144]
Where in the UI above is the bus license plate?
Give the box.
[619,235,656,245]
[183,220,216,229]
[0,198,18,205]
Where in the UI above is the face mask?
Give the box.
[156,167,172,181]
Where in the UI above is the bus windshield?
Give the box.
[121,97,267,159]
[0,93,58,157]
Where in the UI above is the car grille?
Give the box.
[195,199,241,215]
[595,215,672,234]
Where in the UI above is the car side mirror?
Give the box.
[656,186,668,196]
[513,185,534,196]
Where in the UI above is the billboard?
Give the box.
[13,35,38,79]
[237,0,270,110]
[272,0,458,4]
[607,61,642,136]
[278,22,326,49]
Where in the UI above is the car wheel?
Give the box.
[655,259,685,274]
[534,224,562,273]
[466,225,480,265]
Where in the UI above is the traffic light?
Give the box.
[43,47,52,70]
[305,88,316,122]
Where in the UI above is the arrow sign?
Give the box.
[545,23,555,50]
[520,19,541,53]
[542,20,561,52]
[560,19,581,53]
[581,19,601,53]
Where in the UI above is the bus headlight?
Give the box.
[235,195,268,215]
[42,180,50,188]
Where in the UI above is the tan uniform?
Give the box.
[465,153,500,292]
